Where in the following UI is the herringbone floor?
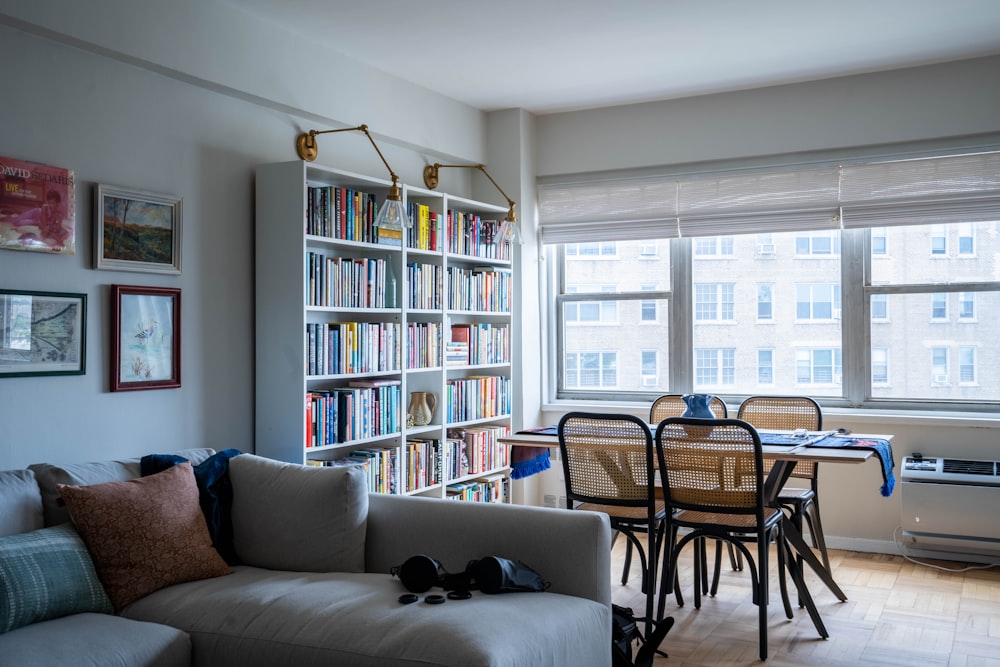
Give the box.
[610,539,1000,666]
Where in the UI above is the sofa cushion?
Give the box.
[0,523,113,633]
[0,612,191,667]
[29,447,217,527]
[228,455,367,572]
[0,469,43,537]
[123,566,610,667]
[58,462,232,611]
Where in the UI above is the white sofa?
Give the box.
[0,450,613,666]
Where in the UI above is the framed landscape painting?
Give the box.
[111,284,180,391]
[95,185,182,274]
[0,289,86,377]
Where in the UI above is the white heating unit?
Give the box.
[900,455,1000,560]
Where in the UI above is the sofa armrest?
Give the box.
[365,494,612,606]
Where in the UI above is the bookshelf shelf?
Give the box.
[256,161,515,503]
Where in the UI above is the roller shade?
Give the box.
[539,151,1000,243]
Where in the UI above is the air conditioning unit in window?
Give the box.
[756,244,775,255]
[933,374,949,384]
[641,377,658,387]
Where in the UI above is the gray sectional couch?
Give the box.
[0,449,613,666]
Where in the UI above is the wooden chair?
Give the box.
[558,412,667,638]
[648,394,739,594]
[654,417,796,661]
[737,395,829,571]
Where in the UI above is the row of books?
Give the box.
[306,321,401,376]
[406,261,442,310]
[313,447,398,495]
[446,266,512,313]
[448,323,510,366]
[306,252,395,309]
[445,375,512,424]
[447,211,510,261]
[447,473,508,503]
[306,185,379,244]
[305,381,402,448]
[445,424,510,478]
[404,438,441,492]
[405,321,441,369]
[406,203,441,251]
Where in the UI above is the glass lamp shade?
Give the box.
[376,196,411,230]
[498,219,524,245]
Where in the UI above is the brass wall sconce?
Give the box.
[295,124,410,230]
[423,163,523,244]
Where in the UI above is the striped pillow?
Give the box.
[0,523,112,633]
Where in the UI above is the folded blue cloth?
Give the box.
[510,447,551,480]
[808,437,895,497]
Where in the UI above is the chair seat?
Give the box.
[776,487,815,503]
[579,501,666,522]
[674,506,782,531]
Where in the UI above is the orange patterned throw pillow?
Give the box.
[58,461,232,610]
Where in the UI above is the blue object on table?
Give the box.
[510,446,551,480]
[807,437,896,497]
[681,394,716,419]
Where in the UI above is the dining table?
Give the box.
[500,425,896,638]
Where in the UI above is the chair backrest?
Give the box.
[649,394,728,424]
[557,412,657,510]
[737,395,822,480]
[654,417,765,516]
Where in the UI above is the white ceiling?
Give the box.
[224,0,1000,115]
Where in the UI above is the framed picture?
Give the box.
[0,289,86,377]
[111,285,180,391]
[0,155,76,255]
[95,184,182,274]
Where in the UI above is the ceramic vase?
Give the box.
[407,391,436,427]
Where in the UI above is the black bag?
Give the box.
[611,604,673,667]
[465,556,549,594]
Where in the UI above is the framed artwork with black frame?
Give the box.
[95,184,182,274]
[110,284,180,391]
[0,289,86,377]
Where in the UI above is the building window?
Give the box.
[931,347,949,385]
[756,284,773,321]
[640,284,657,322]
[931,293,948,320]
[959,292,975,320]
[871,294,888,320]
[958,223,974,256]
[695,283,735,321]
[872,347,889,385]
[930,225,947,255]
[565,286,617,323]
[796,284,841,320]
[757,349,774,384]
[566,242,617,258]
[694,236,735,257]
[565,351,617,389]
[795,231,840,256]
[639,242,658,258]
[641,350,658,387]
[871,227,887,255]
[756,234,775,256]
[796,348,842,385]
[959,346,976,383]
[696,348,735,386]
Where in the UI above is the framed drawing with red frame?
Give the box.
[110,284,180,391]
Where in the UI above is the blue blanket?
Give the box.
[807,437,896,497]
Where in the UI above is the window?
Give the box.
[796,348,842,385]
[872,347,889,385]
[931,347,949,384]
[930,225,947,255]
[796,284,840,320]
[565,351,617,389]
[639,242,658,258]
[755,234,775,256]
[640,284,657,322]
[566,242,617,258]
[757,349,774,385]
[931,293,948,320]
[958,223,974,256]
[694,236,734,257]
[871,227,887,255]
[959,292,975,320]
[959,346,976,384]
[565,286,617,323]
[871,294,888,320]
[757,284,773,321]
[695,283,735,321]
[696,348,735,386]
[641,350,658,387]
[795,231,840,256]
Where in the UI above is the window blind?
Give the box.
[538,151,1000,243]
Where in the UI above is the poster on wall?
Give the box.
[0,155,76,254]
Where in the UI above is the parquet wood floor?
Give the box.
[610,539,1000,666]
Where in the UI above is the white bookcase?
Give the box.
[255,161,514,502]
